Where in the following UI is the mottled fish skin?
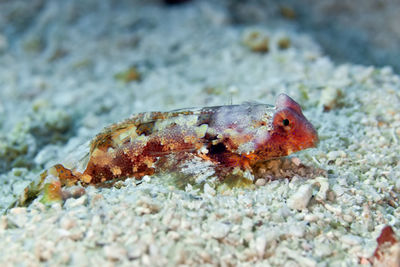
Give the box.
[48,93,318,186]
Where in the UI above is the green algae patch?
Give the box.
[10,173,46,210]
[278,37,291,50]
[242,30,269,53]
[40,181,62,205]
[114,67,141,83]
[0,104,72,173]
[218,175,254,190]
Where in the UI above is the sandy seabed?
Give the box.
[0,1,399,266]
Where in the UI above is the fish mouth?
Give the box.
[295,131,319,152]
[312,134,319,147]
[285,126,319,155]
[307,130,319,148]
[305,122,319,149]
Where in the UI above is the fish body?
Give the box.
[12,93,318,207]
[49,93,318,187]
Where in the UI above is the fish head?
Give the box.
[269,94,318,156]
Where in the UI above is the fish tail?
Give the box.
[6,164,80,210]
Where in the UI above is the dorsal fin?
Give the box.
[275,93,302,114]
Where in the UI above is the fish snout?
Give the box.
[307,123,319,148]
[297,120,318,150]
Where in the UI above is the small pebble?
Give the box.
[288,224,305,238]
[60,216,76,230]
[320,87,343,111]
[255,236,267,258]
[327,150,346,161]
[0,216,7,230]
[64,195,87,209]
[204,183,216,196]
[304,214,318,222]
[341,235,363,246]
[324,203,342,215]
[210,222,231,239]
[127,243,147,260]
[34,241,55,262]
[104,245,127,261]
[287,184,313,210]
[8,207,28,228]
[312,177,329,202]
[314,243,332,258]
[135,196,160,214]
[255,178,266,186]
[142,176,151,183]
[9,207,26,215]
[277,205,292,218]
[166,231,180,240]
[291,157,301,166]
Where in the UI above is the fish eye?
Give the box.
[273,109,296,131]
[282,119,290,126]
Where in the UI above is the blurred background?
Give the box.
[225,0,400,73]
[1,0,399,72]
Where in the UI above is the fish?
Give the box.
[13,93,318,207]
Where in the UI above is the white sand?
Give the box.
[0,1,399,266]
